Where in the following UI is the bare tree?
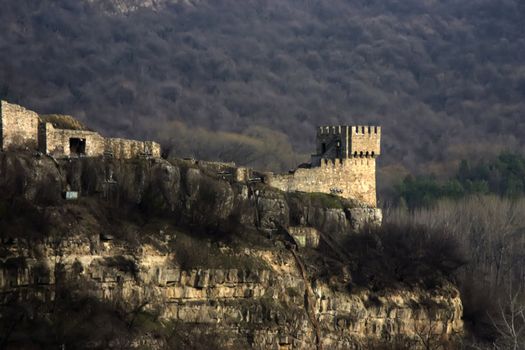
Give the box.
[490,286,525,350]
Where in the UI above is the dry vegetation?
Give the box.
[1,151,524,347]
[385,196,525,348]
[39,114,92,131]
[0,0,524,176]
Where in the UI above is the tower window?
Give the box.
[321,142,327,154]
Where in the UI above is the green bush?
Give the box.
[395,152,525,208]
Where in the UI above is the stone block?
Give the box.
[226,269,239,283]
[165,268,181,284]
[288,226,320,248]
[211,269,225,285]
[196,269,210,288]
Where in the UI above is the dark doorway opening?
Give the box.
[69,138,86,156]
[321,143,327,154]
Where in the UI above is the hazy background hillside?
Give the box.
[1,0,525,184]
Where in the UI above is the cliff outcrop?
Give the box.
[0,151,462,349]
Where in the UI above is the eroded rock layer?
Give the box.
[0,152,462,349]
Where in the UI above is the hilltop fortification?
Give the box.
[0,100,160,159]
[0,100,381,210]
[267,125,381,207]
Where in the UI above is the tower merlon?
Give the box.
[315,124,381,161]
[352,125,381,134]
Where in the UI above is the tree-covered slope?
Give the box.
[1,0,524,173]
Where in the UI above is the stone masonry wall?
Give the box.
[349,126,381,157]
[40,122,105,157]
[313,125,381,162]
[1,100,161,159]
[315,125,351,160]
[0,101,39,150]
[105,138,161,159]
[39,124,161,159]
[268,158,377,207]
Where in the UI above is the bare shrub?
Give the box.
[345,223,466,289]
[34,174,62,205]
[172,233,267,271]
[385,195,525,344]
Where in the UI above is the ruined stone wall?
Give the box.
[0,101,39,150]
[40,122,105,157]
[268,158,377,207]
[105,138,161,159]
[39,125,161,159]
[1,100,161,159]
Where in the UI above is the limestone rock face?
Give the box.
[255,188,290,231]
[0,152,461,348]
[0,153,379,235]
[346,208,383,230]
[0,235,463,349]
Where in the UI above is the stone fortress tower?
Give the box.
[267,125,381,207]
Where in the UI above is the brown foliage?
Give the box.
[385,196,525,344]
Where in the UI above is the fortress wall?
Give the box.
[41,123,105,157]
[145,141,161,158]
[0,101,39,150]
[350,126,381,156]
[268,158,377,207]
[105,138,161,159]
[0,100,162,159]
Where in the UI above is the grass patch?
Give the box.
[172,232,269,270]
[288,191,344,209]
[103,256,139,278]
[40,114,92,131]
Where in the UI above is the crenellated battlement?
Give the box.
[351,125,381,134]
[268,124,382,207]
[312,124,381,164]
[318,157,376,167]
[317,125,380,135]
[318,125,345,135]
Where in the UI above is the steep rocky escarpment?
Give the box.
[0,151,462,349]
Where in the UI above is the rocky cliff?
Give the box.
[0,151,462,349]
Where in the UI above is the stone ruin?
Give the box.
[0,100,160,159]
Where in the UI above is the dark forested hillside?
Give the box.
[1,0,524,174]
